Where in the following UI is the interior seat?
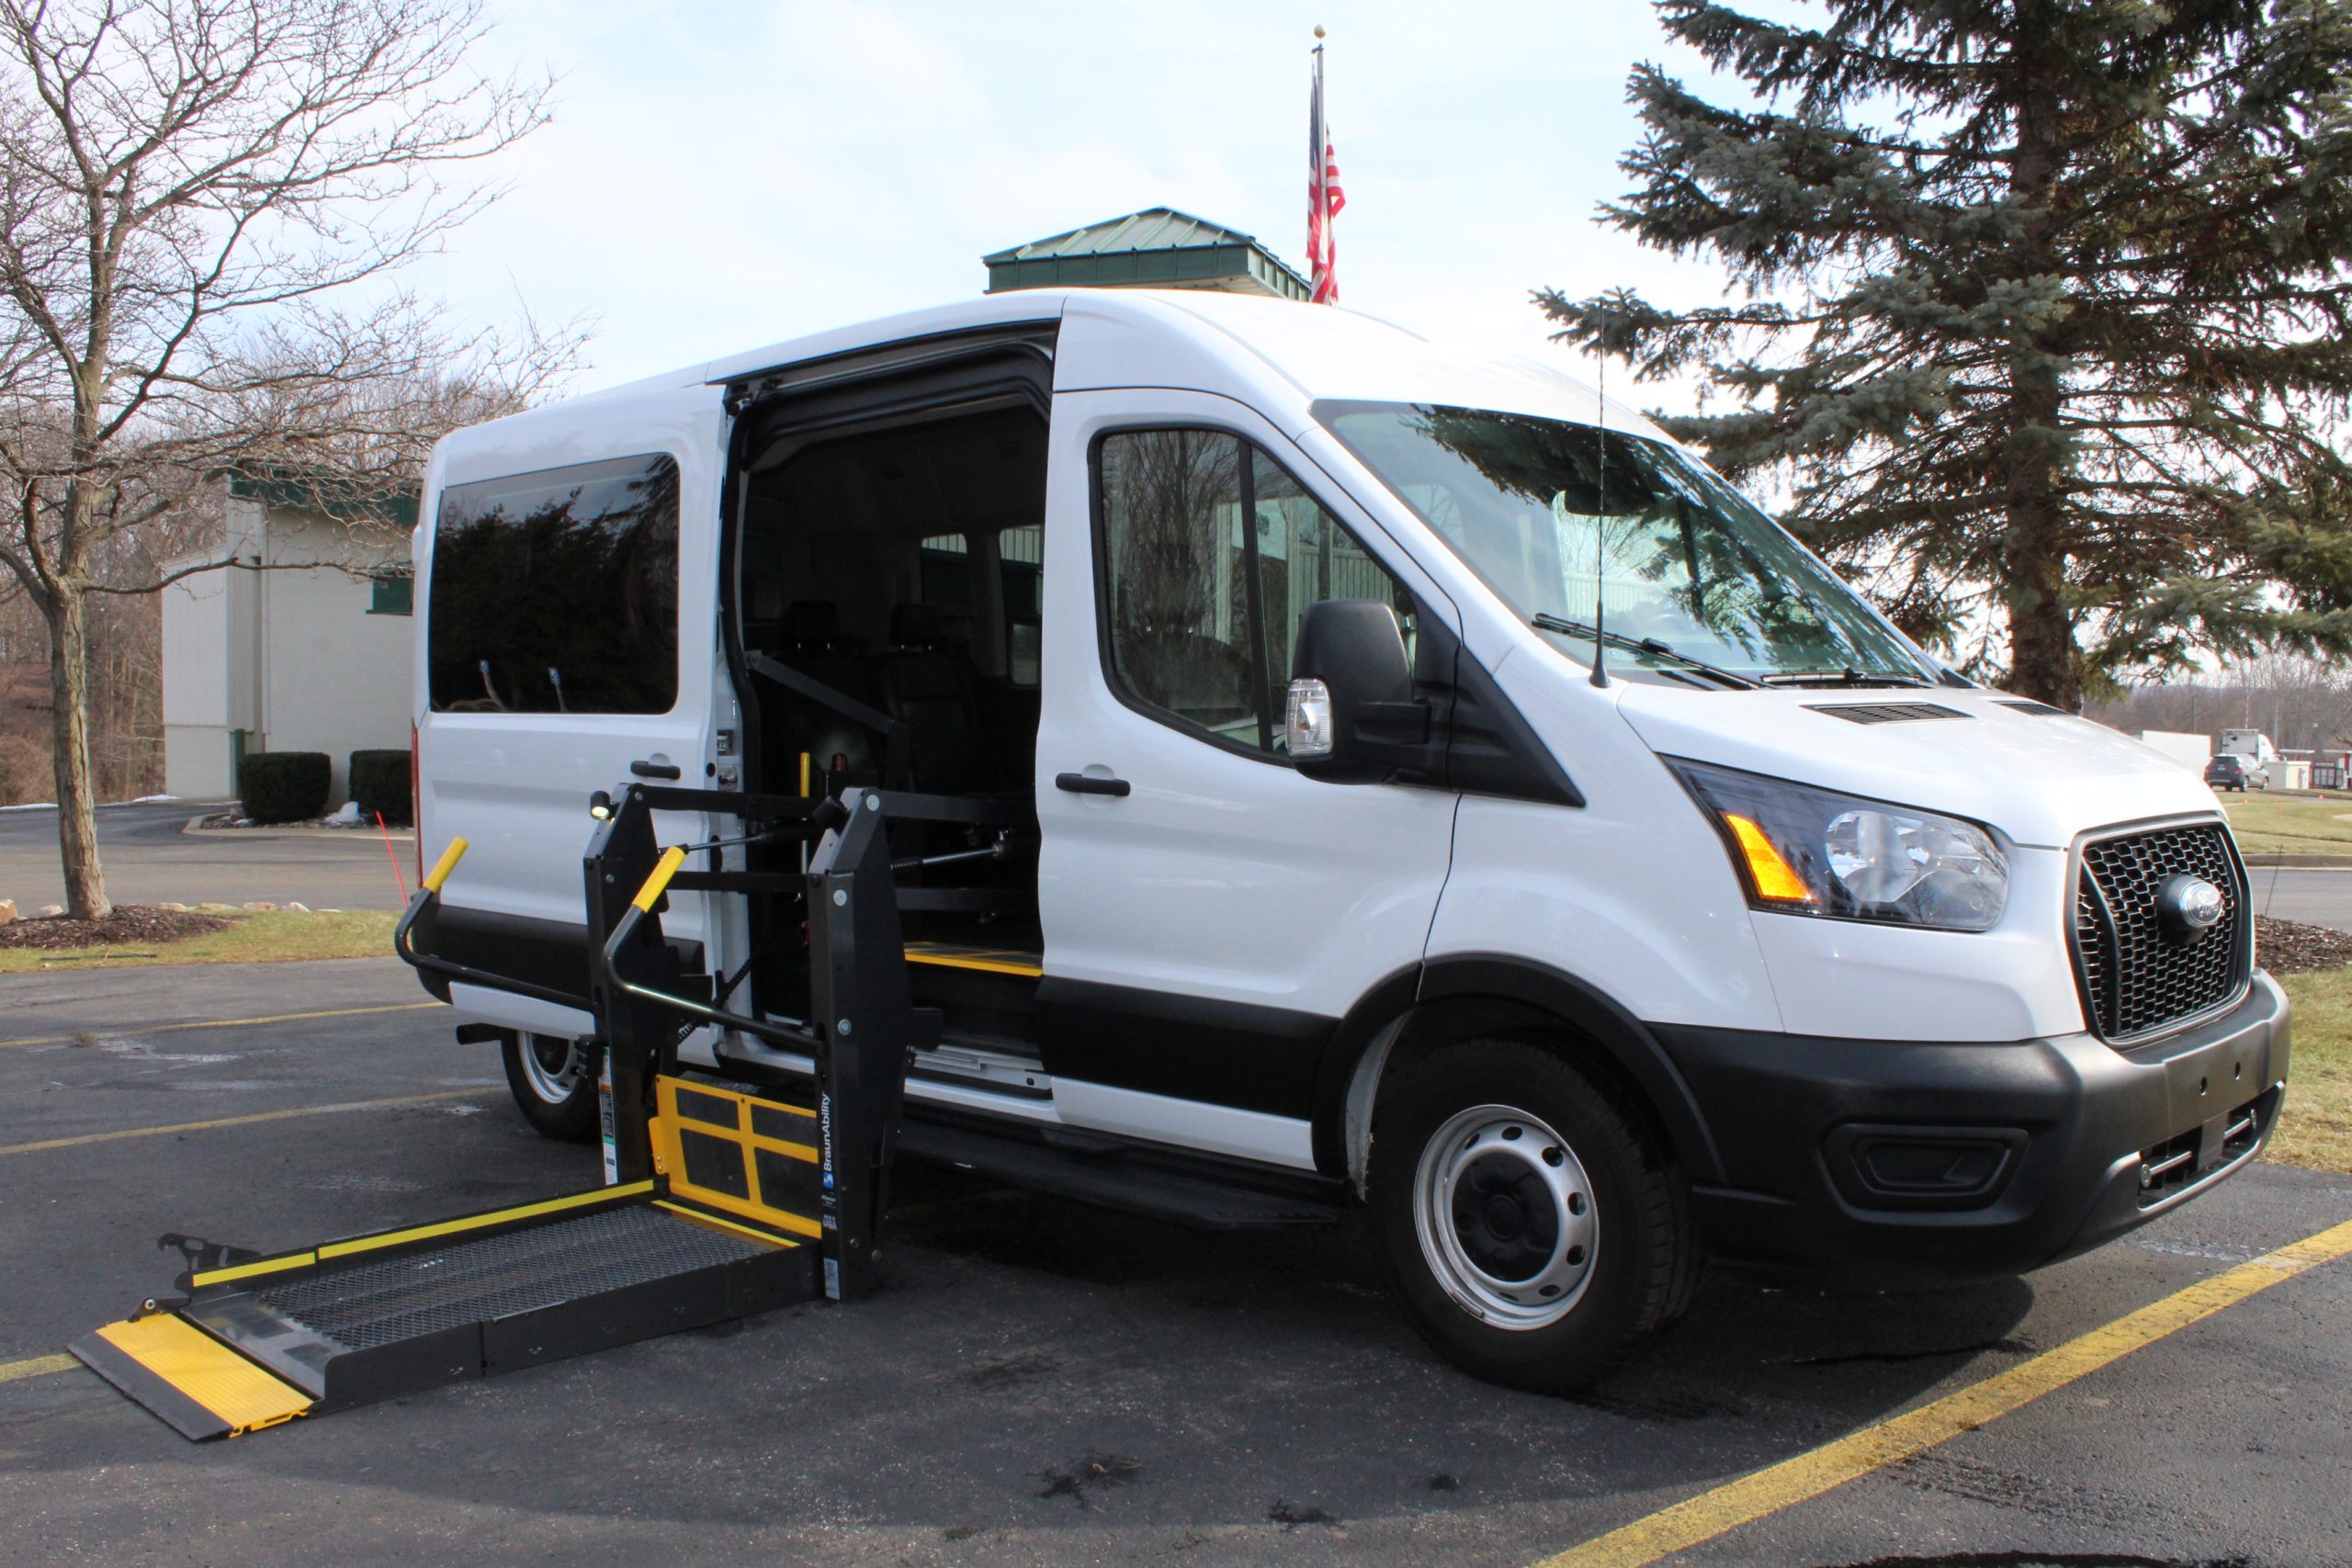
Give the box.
[877,604,998,796]
[766,599,887,784]
[742,579,788,651]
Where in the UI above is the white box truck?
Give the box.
[2219,728,2279,765]
[2136,729,2211,771]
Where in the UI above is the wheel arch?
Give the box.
[1313,954,1726,1193]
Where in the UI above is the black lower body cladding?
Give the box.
[1657,974,2290,1288]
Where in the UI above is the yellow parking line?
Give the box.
[0,1000,440,1050]
[0,1353,76,1385]
[0,1089,482,1158]
[1532,1214,2352,1568]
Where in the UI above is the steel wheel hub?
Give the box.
[1412,1103,1597,1330]
[518,1034,587,1102]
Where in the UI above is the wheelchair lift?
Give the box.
[72,782,958,1439]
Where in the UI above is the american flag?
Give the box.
[1307,42,1344,304]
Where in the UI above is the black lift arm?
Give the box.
[585,782,932,1301]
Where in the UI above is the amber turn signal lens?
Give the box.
[1724,814,1815,904]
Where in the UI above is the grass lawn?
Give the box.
[2212,789,2352,856]
[0,908,396,974]
[2272,964,2352,1173]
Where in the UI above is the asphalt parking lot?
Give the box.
[3,957,2348,1567]
[0,800,413,913]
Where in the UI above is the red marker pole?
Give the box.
[377,810,410,902]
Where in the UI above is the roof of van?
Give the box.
[455,288,1668,449]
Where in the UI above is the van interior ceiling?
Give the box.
[729,395,1050,1047]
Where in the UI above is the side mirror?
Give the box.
[1287,599,1426,784]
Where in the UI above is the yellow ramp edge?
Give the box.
[316,1179,656,1260]
[93,1316,311,1437]
[904,942,1045,978]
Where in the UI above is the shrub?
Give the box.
[239,751,330,824]
[348,749,412,825]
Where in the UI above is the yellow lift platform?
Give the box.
[74,781,982,1438]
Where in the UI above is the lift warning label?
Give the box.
[598,1054,618,1186]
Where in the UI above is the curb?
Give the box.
[2243,854,2352,869]
[181,814,415,842]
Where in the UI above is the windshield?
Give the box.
[1317,400,1934,685]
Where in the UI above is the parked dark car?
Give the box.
[2207,753,2268,792]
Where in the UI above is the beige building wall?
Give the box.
[161,492,412,807]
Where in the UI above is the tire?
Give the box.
[1369,1037,1695,1393]
[500,1032,603,1143]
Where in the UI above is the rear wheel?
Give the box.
[500,1032,602,1143]
[1370,1037,1695,1393]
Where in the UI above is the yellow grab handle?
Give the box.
[632,845,688,912]
[423,838,469,894]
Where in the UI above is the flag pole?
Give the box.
[1307,25,1336,304]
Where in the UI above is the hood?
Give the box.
[1608,682,2217,850]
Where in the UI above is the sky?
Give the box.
[409,0,1741,400]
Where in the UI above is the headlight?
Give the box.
[1670,759,2009,931]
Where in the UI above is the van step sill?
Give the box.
[897,1119,1344,1230]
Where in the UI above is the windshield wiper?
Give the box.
[1751,668,1934,690]
[1531,614,1758,689]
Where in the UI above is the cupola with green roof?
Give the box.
[982,208,1311,300]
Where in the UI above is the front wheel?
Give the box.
[1369,1038,1696,1393]
[500,1032,603,1143]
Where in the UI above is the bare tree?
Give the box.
[2092,656,2352,757]
[0,0,574,919]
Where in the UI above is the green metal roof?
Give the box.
[227,465,418,529]
[983,207,1311,301]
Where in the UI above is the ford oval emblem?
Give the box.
[2156,874,2227,944]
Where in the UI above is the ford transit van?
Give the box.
[409,288,2289,1391]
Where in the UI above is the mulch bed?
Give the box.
[2256,915,2352,976]
[0,905,233,951]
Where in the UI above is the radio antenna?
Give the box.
[1589,348,1611,689]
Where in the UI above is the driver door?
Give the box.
[1033,389,1460,1169]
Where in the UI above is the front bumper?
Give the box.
[1656,973,2291,1287]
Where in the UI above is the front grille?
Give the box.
[2072,822,2249,1043]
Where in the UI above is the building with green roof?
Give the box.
[983,208,1312,301]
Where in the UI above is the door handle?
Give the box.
[1055,772,1130,798]
[630,758,683,781]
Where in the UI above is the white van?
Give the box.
[409,288,2289,1391]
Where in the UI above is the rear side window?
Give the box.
[428,454,681,714]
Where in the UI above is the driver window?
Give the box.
[1096,428,1407,759]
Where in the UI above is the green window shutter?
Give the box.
[369,573,413,615]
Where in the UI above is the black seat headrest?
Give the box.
[783,600,842,647]
[889,603,944,649]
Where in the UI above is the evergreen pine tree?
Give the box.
[1541,0,2352,707]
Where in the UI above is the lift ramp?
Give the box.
[74,1140,812,1440]
[78,781,956,1439]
